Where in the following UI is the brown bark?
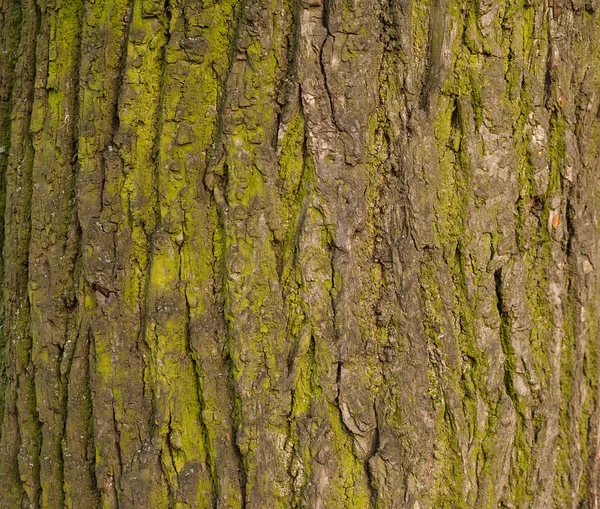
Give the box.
[1,0,600,507]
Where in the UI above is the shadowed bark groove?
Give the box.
[2,0,600,508]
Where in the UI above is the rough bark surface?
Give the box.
[1,0,600,507]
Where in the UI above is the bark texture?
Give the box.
[1,0,600,507]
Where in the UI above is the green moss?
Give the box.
[325,403,372,508]
[522,246,553,385]
[463,2,482,55]
[431,95,472,267]
[411,0,431,79]
[430,406,468,508]
[278,109,307,238]
[475,399,502,505]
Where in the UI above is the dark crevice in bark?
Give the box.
[322,0,332,35]
[565,197,576,258]
[57,320,79,506]
[85,329,101,503]
[67,0,85,193]
[277,116,307,282]
[494,268,520,419]
[319,47,341,133]
[111,388,123,505]
[162,413,176,507]
[544,8,560,111]
[281,98,309,314]
[221,348,248,508]
[274,0,302,151]
[150,0,174,232]
[317,25,342,134]
[110,0,135,140]
[365,404,381,507]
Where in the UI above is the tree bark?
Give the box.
[1,0,600,507]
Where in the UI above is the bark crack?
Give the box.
[318,35,343,134]
[111,402,124,504]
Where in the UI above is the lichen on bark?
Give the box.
[2,0,600,507]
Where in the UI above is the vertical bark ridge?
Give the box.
[75,0,135,507]
[90,0,174,505]
[368,3,435,507]
[209,0,302,505]
[0,2,23,441]
[549,5,600,506]
[292,0,386,506]
[0,1,42,507]
[139,0,219,505]
[27,0,85,507]
[150,0,252,506]
[135,1,180,505]
[0,0,22,439]
[176,0,248,506]
[200,1,253,500]
[573,11,600,506]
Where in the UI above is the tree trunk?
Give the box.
[1,0,600,507]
